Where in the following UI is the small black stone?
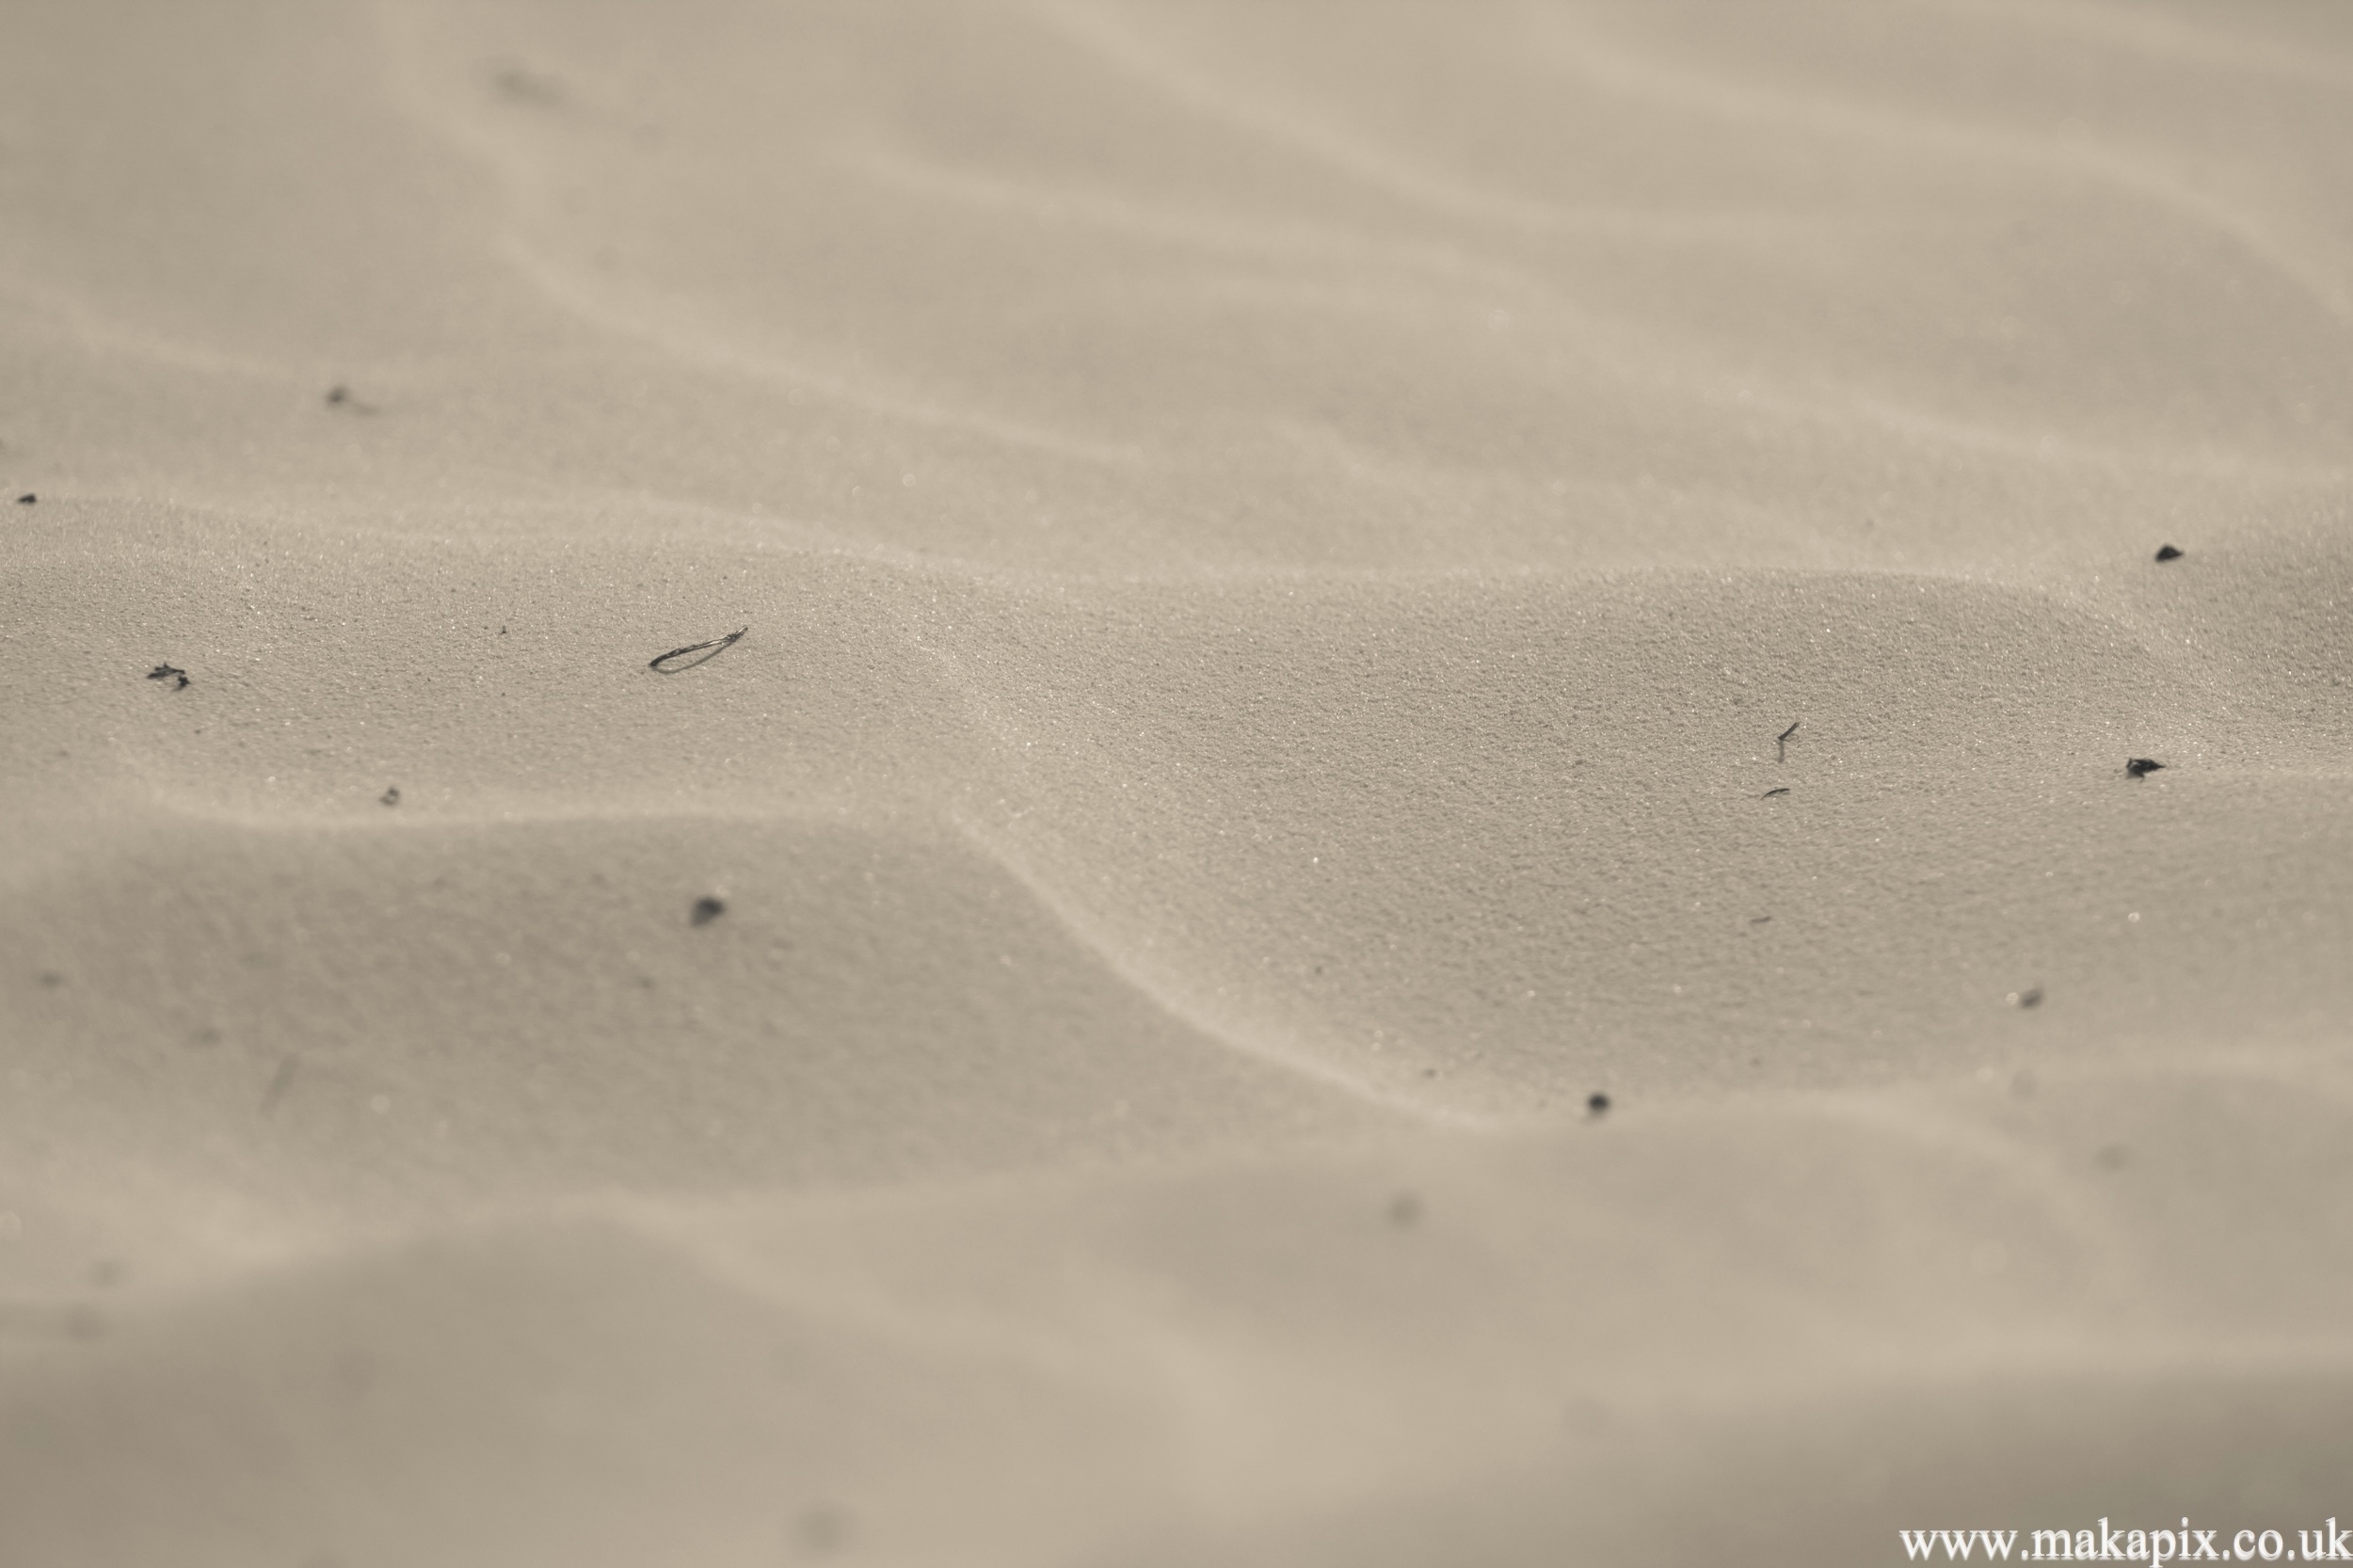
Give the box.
[690,896,726,926]
[379,787,400,807]
[2124,758,2164,778]
[1586,1092,1610,1115]
[14,493,33,505]
[2153,545,2183,562]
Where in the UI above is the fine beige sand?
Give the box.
[5,4,2352,1564]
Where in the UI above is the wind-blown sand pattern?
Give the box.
[4,4,2351,1564]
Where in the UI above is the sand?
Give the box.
[4,3,2351,1563]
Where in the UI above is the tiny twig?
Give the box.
[260,1055,299,1115]
[146,664,190,690]
[1776,720,1800,763]
[1762,787,1789,798]
[648,626,746,675]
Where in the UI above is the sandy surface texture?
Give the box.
[4,3,2351,1564]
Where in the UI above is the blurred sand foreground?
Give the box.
[4,3,2351,1564]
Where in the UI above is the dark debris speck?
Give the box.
[2154,545,2184,562]
[794,1505,852,1557]
[690,896,726,926]
[261,1055,300,1116]
[1586,1092,1611,1116]
[2124,758,2165,778]
[493,64,567,106]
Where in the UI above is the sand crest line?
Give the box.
[1527,7,2353,332]
[945,812,1497,1129]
